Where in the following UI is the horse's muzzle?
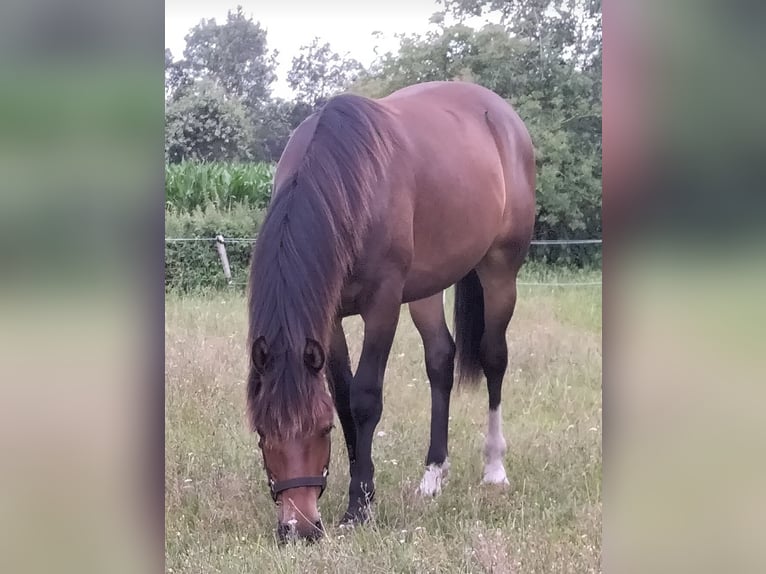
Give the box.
[276,520,324,544]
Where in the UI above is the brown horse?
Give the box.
[246,81,535,542]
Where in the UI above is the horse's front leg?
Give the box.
[342,283,403,524]
[327,321,356,471]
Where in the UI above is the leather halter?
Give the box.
[269,467,328,503]
[261,430,332,504]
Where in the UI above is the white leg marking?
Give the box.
[417,459,450,496]
[482,408,510,485]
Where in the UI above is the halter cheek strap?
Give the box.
[269,467,328,503]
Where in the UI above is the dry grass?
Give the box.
[165,275,601,573]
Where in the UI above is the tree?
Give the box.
[249,99,316,162]
[181,6,278,110]
[439,0,601,71]
[287,38,364,107]
[165,49,193,100]
[164,8,321,163]
[165,80,254,163]
[350,25,471,98]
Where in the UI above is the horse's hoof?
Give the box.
[338,506,370,527]
[481,458,510,486]
[417,461,449,497]
[481,477,510,487]
[337,517,356,530]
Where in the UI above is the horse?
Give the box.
[246,81,536,542]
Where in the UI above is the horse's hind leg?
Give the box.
[475,248,524,486]
[410,292,456,496]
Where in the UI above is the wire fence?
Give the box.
[165,236,602,288]
[516,280,601,286]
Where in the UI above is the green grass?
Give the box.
[165,273,602,573]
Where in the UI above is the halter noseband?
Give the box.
[269,467,329,503]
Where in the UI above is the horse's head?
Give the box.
[250,336,334,543]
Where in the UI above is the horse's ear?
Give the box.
[304,338,325,374]
[251,336,271,374]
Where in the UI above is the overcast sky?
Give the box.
[165,1,458,99]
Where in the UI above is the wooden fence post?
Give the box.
[215,234,232,284]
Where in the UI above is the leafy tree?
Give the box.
[250,99,316,162]
[287,38,364,107]
[364,25,479,93]
[165,49,193,100]
[165,80,253,163]
[180,6,278,110]
[439,0,600,64]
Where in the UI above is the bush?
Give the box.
[526,243,602,268]
[165,204,264,291]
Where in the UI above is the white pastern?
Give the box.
[481,408,510,486]
[417,459,450,496]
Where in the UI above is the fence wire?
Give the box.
[516,280,601,286]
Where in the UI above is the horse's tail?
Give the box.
[453,269,485,387]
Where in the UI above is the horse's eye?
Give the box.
[322,424,334,436]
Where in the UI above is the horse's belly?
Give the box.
[402,173,505,302]
[401,238,491,303]
[401,270,463,303]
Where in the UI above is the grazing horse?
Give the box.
[246,81,535,542]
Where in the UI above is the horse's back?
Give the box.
[382,81,534,230]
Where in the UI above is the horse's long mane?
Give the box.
[246,94,399,438]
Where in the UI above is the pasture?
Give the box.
[165,270,602,573]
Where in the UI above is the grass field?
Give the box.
[165,270,602,573]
